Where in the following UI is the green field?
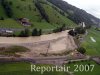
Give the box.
[0,46,29,56]
[0,61,99,75]
[66,61,100,75]
[0,19,23,28]
[0,62,67,75]
[81,28,100,56]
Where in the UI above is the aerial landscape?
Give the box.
[0,0,100,75]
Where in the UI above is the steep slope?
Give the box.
[42,3,76,26]
[47,0,100,26]
[0,0,77,30]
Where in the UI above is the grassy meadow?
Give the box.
[81,28,100,56]
[0,61,99,75]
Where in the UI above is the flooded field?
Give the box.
[0,30,69,43]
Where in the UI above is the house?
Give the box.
[18,18,31,26]
[79,22,86,28]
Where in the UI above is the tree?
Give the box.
[1,0,13,17]
[29,5,32,11]
[38,29,42,36]
[19,30,25,37]
[9,1,13,5]
[24,28,30,37]
[32,28,38,36]
[0,17,4,20]
[77,47,86,54]
[68,30,77,36]
[19,29,30,37]
[75,27,86,34]
[35,1,49,23]
[61,24,66,31]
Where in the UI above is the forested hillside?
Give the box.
[47,0,100,27]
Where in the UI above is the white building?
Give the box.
[79,22,86,28]
[5,30,13,33]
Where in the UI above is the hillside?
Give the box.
[0,0,76,32]
[47,0,100,27]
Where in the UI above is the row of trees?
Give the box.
[19,28,42,37]
[32,28,42,36]
[35,1,49,23]
[1,0,13,18]
[19,25,66,37]
[19,29,30,37]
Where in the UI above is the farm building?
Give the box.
[18,18,31,26]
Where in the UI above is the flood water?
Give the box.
[0,30,69,44]
[0,30,78,57]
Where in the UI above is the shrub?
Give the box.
[77,47,86,54]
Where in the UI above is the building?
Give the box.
[79,22,86,28]
[18,18,31,26]
[0,30,14,36]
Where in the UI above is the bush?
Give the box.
[0,17,4,20]
[32,28,38,36]
[19,29,30,37]
[75,27,86,34]
[77,47,86,54]
[24,28,30,37]
[68,30,77,36]
[32,28,42,36]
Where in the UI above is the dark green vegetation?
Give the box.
[68,27,86,36]
[35,0,49,23]
[0,61,99,75]
[77,47,86,54]
[19,29,30,37]
[19,28,42,37]
[0,46,29,56]
[47,0,100,26]
[1,0,13,18]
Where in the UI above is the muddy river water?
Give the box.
[0,30,69,44]
[0,30,77,57]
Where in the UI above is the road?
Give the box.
[0,55,88,65]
